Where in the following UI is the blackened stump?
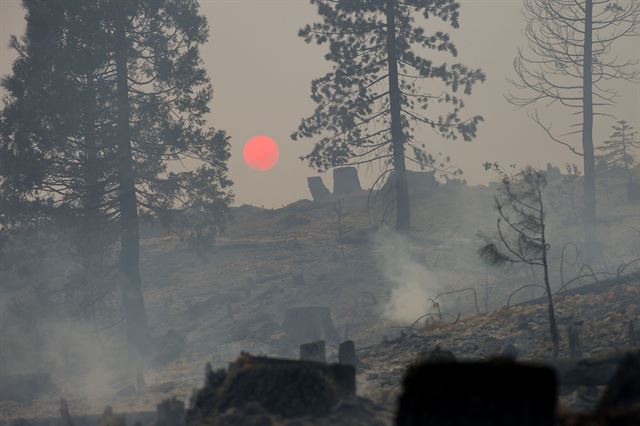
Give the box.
[307,176,331,201]
[332,167,361,196]
[282,306,340,346]
[338,340,358,369]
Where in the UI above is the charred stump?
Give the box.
[307,176,331,201]
[338,340,358,369]
[282,306,340,346]
[333,167,361,196]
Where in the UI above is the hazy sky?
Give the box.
[1,0,639,207]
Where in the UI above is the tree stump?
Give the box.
[307,176,331,201]
[300,340,326,363]
[187,354,356,422]
[338,340,358,369]
[333,167,361,195]
[282,306,340,346]
[629,320,638,349]
[568,324,582,359]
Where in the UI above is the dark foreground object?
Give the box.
[396,361,557,426]
[186,354,355,424]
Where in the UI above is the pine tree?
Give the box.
[0,0,116,291]
[0,0,233,366]
[292,0,485,230]
[597,120,639,199]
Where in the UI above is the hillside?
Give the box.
[1,168,640,422]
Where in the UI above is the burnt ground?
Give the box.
[1,171,640,423]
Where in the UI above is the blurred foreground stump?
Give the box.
[186,354,355,423]
[300,340,326,362]
[396,361,557,426]
[282,306,340,346]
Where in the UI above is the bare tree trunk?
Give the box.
[582,0,597,260]
[114,5,150,362]
[385,0,410,231]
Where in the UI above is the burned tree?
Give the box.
[597,120,640,201]
[507,0,640,257]
[480,165,560,358]
[293,0,485,230]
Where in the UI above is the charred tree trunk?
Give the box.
[582,0,597,260]
[539,188,559,359]
[114,5,150,362]
[385,0,410,231]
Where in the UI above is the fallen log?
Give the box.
[517,271,640,307]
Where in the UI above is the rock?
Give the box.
[307,176,331,201]
[333,167,361,196]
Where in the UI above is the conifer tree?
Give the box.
[0,0,233,365]
[293,0,485,230]
[597,120,639,199]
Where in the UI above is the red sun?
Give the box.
[243,135,279,171]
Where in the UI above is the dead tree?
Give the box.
[480,165,560,358]
[507,0,640,258]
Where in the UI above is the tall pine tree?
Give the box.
[0,0,233,366]
[292,0,485,230]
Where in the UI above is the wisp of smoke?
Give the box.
[373,228,440,324]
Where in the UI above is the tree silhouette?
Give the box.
[293,0,485,230]
[0,0,232,369]
[507,0,640,257]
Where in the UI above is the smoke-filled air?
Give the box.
[1,1,640,425]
